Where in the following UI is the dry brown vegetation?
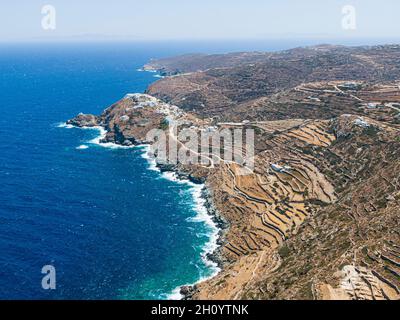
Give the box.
[70,44,400,300]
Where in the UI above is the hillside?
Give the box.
[190,114,400,300]
[69,44,400,300]
[146,45,400,119]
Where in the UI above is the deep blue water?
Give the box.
[0,39,386,300]
[0,43,223,300]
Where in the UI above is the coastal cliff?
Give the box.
[67,94,167,146]
[69,44,400,300]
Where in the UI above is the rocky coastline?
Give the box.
[66,46,400,300]
[66,93,229,300]
[146,162,229,300]
[178,186,229,300]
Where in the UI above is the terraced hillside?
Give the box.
[211,120,337,257]
[147,45,400,119]
[69,90,400,300]
[202,81,399,126]
[189,114,400,300]
[145,45,400,300]
[69,44,400,300]
[238,115,400,300]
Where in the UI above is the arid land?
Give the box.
[69,45,400,300]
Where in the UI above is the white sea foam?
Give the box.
[162,175,220,300]
[165,185,220,300]
[56,122,74,129]
[59,124,135,149]
[189,185,220,272]
[137,68,157,73]
[138,145,160,171]
[60,122,221,300]
[85,126,106,144]
[85,126,135,149]
[167,287,185,301]
[76,145,89,150]
[153,74,165,78]
[137,145,221,300]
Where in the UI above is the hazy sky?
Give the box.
[1,0,399,41]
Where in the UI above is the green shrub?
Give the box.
[278,245,291,258]
[159,118,169,130]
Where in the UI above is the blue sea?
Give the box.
[0,39,376,300]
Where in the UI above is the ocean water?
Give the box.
[0,43,223,300]
[1,39,362,300]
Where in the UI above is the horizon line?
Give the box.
[2,35,400,44]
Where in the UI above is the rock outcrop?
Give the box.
[67,113,100,127]
[68,94,175,146]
